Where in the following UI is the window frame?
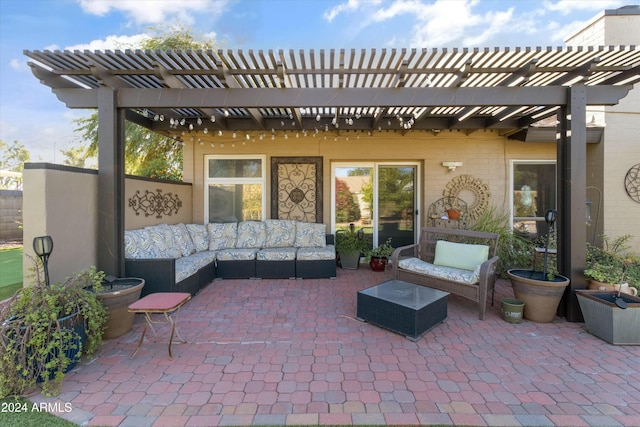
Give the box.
[204,154,266,223]
[510,159,557,231]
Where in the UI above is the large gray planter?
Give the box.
[576,290,640,345]
[339,251,361,270]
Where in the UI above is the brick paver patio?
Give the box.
[31,268,640,426]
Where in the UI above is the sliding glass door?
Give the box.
[333,162,418,251]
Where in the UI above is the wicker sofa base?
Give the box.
[125,258,213,297]
[296,259,337,279]
[256,260,296,279]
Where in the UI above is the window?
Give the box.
[205,155,266,222]
[512,161,556,238]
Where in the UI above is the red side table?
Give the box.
[127,292,191,360]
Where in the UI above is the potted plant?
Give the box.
[506,210,570,323]
[0,263,107,397]
[584,234,639,296]
[365,238,394,272]
[335,223,366,270]
[94,276,145,340]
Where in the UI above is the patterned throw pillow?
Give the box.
[146,224,182,258]
[169,223,196,257]
[186,224,209,252]
[124,229,152,259]
[207,222,238,251]
[264,219,296,248]
[236,221,267,249]
[294,222,326,248]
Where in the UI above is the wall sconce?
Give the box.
[442,161,463,172]
[33,235,53,287]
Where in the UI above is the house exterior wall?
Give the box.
[566,7,640,251]
[184,130,556,230]
[22,164,193,285]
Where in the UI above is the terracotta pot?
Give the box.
[97,278,145,339]
[369,256,388,272]
[446,209,460,220]
[507,269,570,323]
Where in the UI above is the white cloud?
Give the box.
[65,34,151,51]
[324,0,382,22]
[543,0,626,15]
[9,59,25,72]
[76,0,227,25]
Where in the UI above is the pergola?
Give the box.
[25,46,640,321]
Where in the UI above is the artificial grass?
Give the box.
[0,397,78,426]
[0,247,23,300]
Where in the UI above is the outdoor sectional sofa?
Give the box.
[124,220,336,297]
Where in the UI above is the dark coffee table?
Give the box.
[357,280,448,340]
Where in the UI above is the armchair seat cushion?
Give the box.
[398,257,480,285]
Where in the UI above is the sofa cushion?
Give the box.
[237,221,267,249]
[399,257,480,285]
[186,224,209,252]
[146,224,182,258]
[433,240,489,272]
[215,248,259,261]
[207,222,238,251]
[294,222,327,248]
[296,245,336,261]
[264,219,296,248]
[124,228,153,259]
[175,256,201,283]
[169,224,196,257]
[257,247,297,261]
[185,251,217,270]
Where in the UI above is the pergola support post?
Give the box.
[97,87,125,277]
[556,84,588,322]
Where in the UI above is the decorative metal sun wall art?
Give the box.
[128,189,182,218]
[442,174,491,221]
[625,163,640,204]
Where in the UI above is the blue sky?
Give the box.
[0,0,629,162]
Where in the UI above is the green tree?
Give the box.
[0,140,30,190]
[335,179,361,223]
[71,24,216,180]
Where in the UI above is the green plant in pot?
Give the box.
[506,209,570,323]
[0,262,107,397]
[584,234,639,296]
[365,237,394,272]
[336,223,366,270]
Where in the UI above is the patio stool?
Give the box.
[127,292,191,360]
